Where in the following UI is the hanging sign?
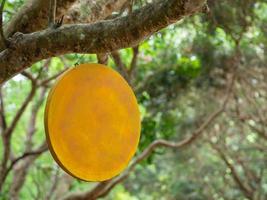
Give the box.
[44,63,141,181]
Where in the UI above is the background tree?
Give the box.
[0,0,266,200]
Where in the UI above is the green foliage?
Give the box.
[1,0,267,200]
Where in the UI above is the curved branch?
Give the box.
[3,142,48,184]
[209,143,254,199]
[0,0,206,84]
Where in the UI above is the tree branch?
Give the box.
[0,0,8,47]
[111,51,129,80]
[0,0,206,84]
[3,84,36,138]
[3,0,77,43]
[39,68,68,86]
[0,85,6,130]
[8,85,48,199]
[129,46,139,75]
[209,142,254,200]
[0,81,37,190]
[4,142,48,183]
[97,53,109,65]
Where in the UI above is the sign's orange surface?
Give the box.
[44,63,141,181]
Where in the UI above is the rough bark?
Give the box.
[3,0,77,39]
[0,0,206,84]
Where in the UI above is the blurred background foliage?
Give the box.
[0,0,267,200]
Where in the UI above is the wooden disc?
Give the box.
[44,63,141,181]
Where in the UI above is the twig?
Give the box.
[3,84,37,138]
[0,86,6,130]
[0,0,8,47]
[21,71,35,82]
[35,59,51,80]
[208,142,254,200]
[111,51,129,81]
[40,68,68,86]
[45,166,60,200]
[0,81,37,190]
[97,53,108,65]
[4,142,48,180]
[128,46,139,82]
[48,0,57,27]
[48,0,64,28]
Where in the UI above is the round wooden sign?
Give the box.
[44,63,141,181]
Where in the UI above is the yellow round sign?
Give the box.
[44,63,141,181]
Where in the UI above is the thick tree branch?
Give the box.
[3,0,77,40]
[0,0,206,84]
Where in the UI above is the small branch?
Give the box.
[236,157,260,188]
[129,46,139,74]
[8,84,48,198]
[3,83,37,138]
[39,68,68,86]
[21,71,35,82]
[0,86,6,130]
[4,142,48,180]
[209,142,254,200]
[48,0,57,27]
[247,124,267,141]
[45,166,60,200]
[49,0,64,29]
[128,45,139,82]
[111,51,129,81]
[59,56,69,68]
[25,86,48,151]
[35,59,51,80]
[97,53,109,65]
[0,0,8,47]
[0,81,37,190]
